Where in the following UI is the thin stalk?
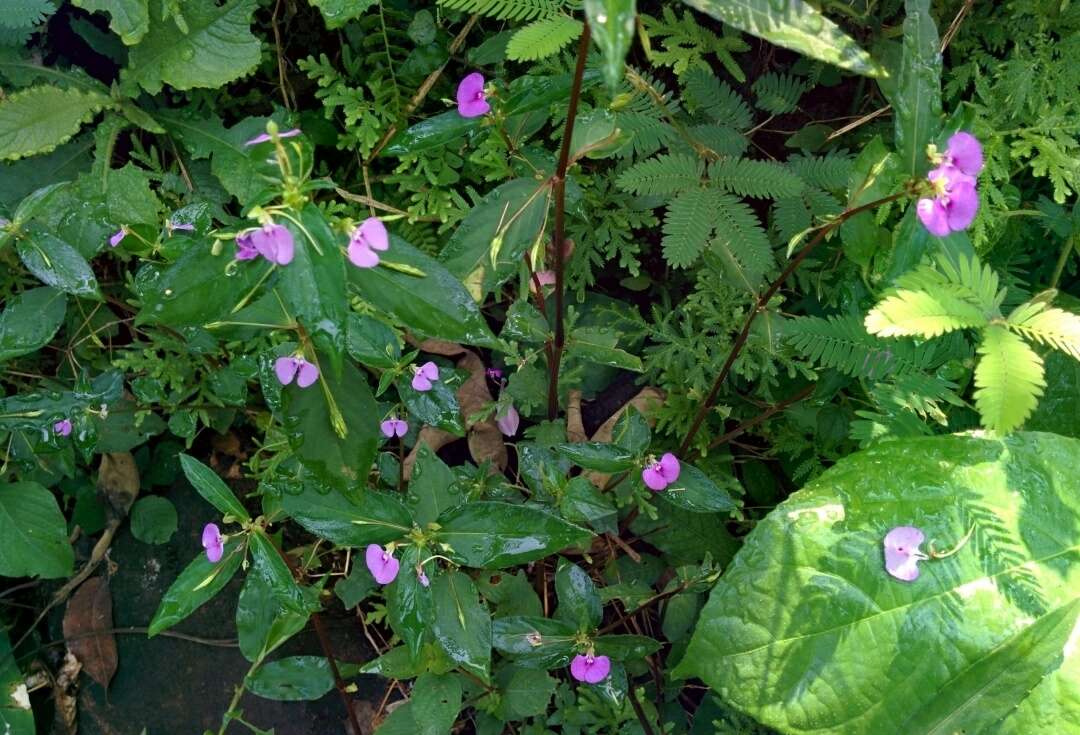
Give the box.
[546,23,592,420]
[678,191,907,454]
[1050,235,1074,290]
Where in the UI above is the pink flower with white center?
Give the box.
[202,523,224,563]
[380,416,408,438]
[274,356,320,388]
[884,526,929,582]
[347,217,389,269]
[411,361,439,392]
[642,452,680,491]
[570,654,611,684]
[365,544,400,585]
[456,72,490,118]
[53,419,73,437]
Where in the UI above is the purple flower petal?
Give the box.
[296,359,320,388]
[419,361,439,380]
[658,453,680,483]
[642,463,668,491]
[381,418,408,438]
[171,222,195,232]
[53,419,73,437]
[411,373,433,392]
[570,654,611,684]
[109,228,127,247]
[202,523,224,564]
[884,526,927,582]
[235,232,260,260]
[355,217,389,252]
[945,177,979,231]
[251,224,294,266]
[392,418,408,437]
[274,356,299,386]
[418,570,430,587]
[496,404,520,437]
[456,72,490,118]
[365,544,400,585]
[946,131,983,177]
[244,128,302,146]
[348,240,380,269]
[380,420,397,438]
[917,198,951,236]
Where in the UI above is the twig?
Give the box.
[628,686,659,735]
[45,627,238,649]
[311,613,364,735]
[678,191,907,454]
[597,582,691,635]
[546,23,592,420]
[703,384,816,454]
[270,0,295,111]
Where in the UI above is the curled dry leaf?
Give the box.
[53,652,81,734]
[97,451,140,518]
[62,576,117,689]
[566,390,586,442]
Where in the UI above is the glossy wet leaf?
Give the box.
[349,235,499,349]
[566,327,643,371]
[492,616,578,669]
[179,453,250,521]
[281,481,412,547]
[0,481,74,579]
[680,0,884,78]
[593,634,661,660]
[502,300,549,344]
[346,312,400,369]
[148,538,244,636]
[407,443,464,525]
[383,110,483,156]
[894,0,942,176]
[398,375,465,437]
[559,476,618,535]
[236,574,314,663]
[0,370,122,433]
[677,432,1080,734]
[437,502,593,569]
[248,530,307,614]
[387,545,433,660]
[657,463,738,514]
[431,571,492,683]
[282,359,380,492]
[0,287,66,363]
[555,442,636,472]
[246,656,337,701]
[503,71,601,117]
[585,0,636,92]
[555,560,602,630]
[16,228,100,298]
[611,406,650,455]
[0,629,33,732]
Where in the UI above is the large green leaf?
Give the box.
[248,530,308,614]
[236,574,313,663]
[387,545,433,660]
[555,560,602,630]
[492,616,577,669]
[0,481,74,579]
[0,629,34,733]
[281,359,380,491]
[407,443,464,526]
[16,228,100,298]
[679,0,883,78]
[1028,351,1080,438]
[676,432,1080,734]
[0,85,111,161]
[148,538,244,636]
[585,0,635,91]
[309,0,378,29]
[179,453,250,521]
[246,656,341,701]
[126,0,261,93]
[0,287,66,363]
[437,502,593,569]
[893,0,942,176]
[398,376,465,437]
[431,571,492,682]
[349,235,499,349]
[383,110,484,156]
[72,0,149,44]
[281,481,412,547]
[657,463,739,514]
[0,370,122,433]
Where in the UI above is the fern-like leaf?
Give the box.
[436,0,560,21]
[787,153,854,192]
[662,189,718,268]
[973,324,1046,434]
[616,153,703,195]
[787,314,936,378]
[708,195,771,291]
[865,289,988,338]
[505,15,582,61]
[681,68,752,130]
[0,0,54,29]
[708,157,804,199]
[1007,301,1080,359]
[751,72,808,115]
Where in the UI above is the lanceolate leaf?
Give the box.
[0,86,112,161]
[676,432,1080,734]
[281,482,412,547]
[894,0,942,176]
[148,539,244,636]
[431,571,492,682]
[585,0,635,91]
[679,0,884,78]
[437,502,593,569]
[15,229,101,298]
[179,453,251,521]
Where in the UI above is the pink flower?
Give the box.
[53,419,72,437]
[884,526,928,582]
[202,523,224,563]
[244,128,302,146]
[380,417,408,438]
[418,569,430,587]
[496,403,519,437]
[941,131,983,177]
[486,368,503,380]
[530,270,556,296]
[570,654,611,684]
[235,231,259,260]
[456,72,490,118]
[365,544,400,585]
[249,223,295,266]
[411,361,439,392]
[347,217,389,269]
[642,452,680,491]
[274,356,320,388]
[917,132,983,237]
[109,228,127,248]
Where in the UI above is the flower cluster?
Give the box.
[916,132,984,237]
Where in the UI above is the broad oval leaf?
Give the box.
[0,287,66,363]
[16,228,100,298]
[0,481,74,579]
[148,538,244,636]
[555,442,637,472]
[179,453,251,521]
[657,463,738,514]
[246,655,338,701]
[281,481,412,547]
[676,432,1080,734]
[437,502,593,569]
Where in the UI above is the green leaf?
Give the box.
[555,560,602,630]
[335,568,376,609]
[106,163,161,226]
[346,313,401,369]
[593,634,662,660]
[179,453,250,521]
[0,371,122,433]
[0,86,111,161]
[436,0,560,22]
[431,571,492,682]
[409,674,464,735]
[974,325,1046,434]
[566,327,643,371]
[130,496,178,544]
[309,0,377,29]
[894,0,942,176]
[864,289,987,338]
[0,287,66,363]
[350,235,499,349]
[248,530,308,614]
[246,656,339,701]
[492,616,577,668]
[408,443,465,526]
[387,546,434,660]
[0,629,34,733]
[506,15,583,62]
[502,300,550,343]
[398,376,465,437]
[616,153,704,196]
[661,188,718,267]
[1028,351,1080,439]
[585,0,635,91]
[0,481,74,579]
[611,407,650,454]
[383,110,483,156]
[0,0,54,28]
[16,229,100,298]
[282,359,380,492]
[282,482,412,548]
[437,502,593,569]
[72,0,150,44]
[679,0,883,78]
[439,178,551,301]
[559,477,618,535]
[677,432,1080,734]
[1007,302,1080,360]
[148,539,244,636]
[491,665,557,721]
[237,574,313,663]
[554,442,636,472]
[126,0,261,94]
[657,463,738,514]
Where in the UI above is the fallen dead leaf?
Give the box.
[53,652,81,734]
[402,427,457,480]
[97,452,140,518]
[62,576,117,689]
[566,390,586,442]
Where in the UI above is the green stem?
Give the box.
[218,660,260,735]
[1050,236,1074,290]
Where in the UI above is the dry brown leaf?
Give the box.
[407,336,466,357]
[62,577,117,689]
[97,452,139,517]
[566,390,586,442]
[468,424,508,470]
[402,427,457,480]
[53,652,81,734]
[456,351,507,470]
